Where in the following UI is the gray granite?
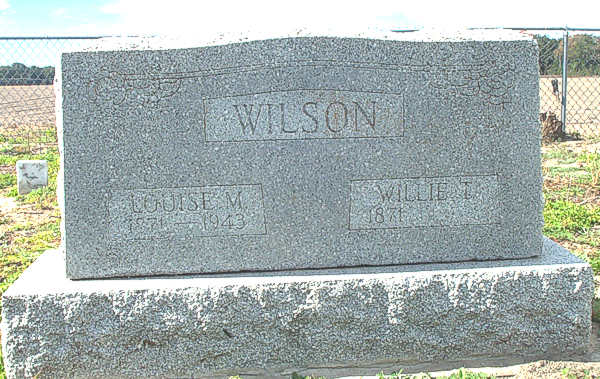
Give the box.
[1,238,593,379]
[15,160,47,195]
[56,30,542,278]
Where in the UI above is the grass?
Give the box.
[0,219,60,292]
[542,148,579,161]
[373,369,495,379]
[233,369,497,379]
[0,150,59,171]
[561,367,593,379]
[541,140,600,323]
[579,152,600,187]
[0,140,61,307]
[0,174,15,190]
[0,136,61,375]
[543,199,600,240]
[542,141,600,276]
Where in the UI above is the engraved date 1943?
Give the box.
[127,213,248,235]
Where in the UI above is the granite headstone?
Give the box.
[57,31,542,279]
[1,30,592,379]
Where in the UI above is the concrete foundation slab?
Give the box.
[1,238,593,379]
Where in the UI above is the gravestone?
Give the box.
[58,30,542,279]
[15,160,47,195]
[1,30,594,379]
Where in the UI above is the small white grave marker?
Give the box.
[16,160,48,195]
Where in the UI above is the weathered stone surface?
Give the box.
[1,238,592,379]
[57,30,542,278]
[15,160,47,195]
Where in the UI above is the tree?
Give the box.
[0,63,55,85]
[535,35,561,76]
[533,34,600,77]
[566,34,600,76]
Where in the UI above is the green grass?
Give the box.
[437,369,495,379]
[0,149,59,168]
[544,170,595,187]
[593,300,600,323]
[283,369,496,379]
[0,142,61,305]
[561,367,593,379]
[19,184,58,209]
[0,138,61,377]
[0,219,60,295]
[0,128,56,147]
[543,146,600,187]
[542,148,578,161]
[290,374,330,379]
[546,166,586,175]
[542,143,600,276]
[0,135,28,145]
[543,200,600,241]
[545,184,587,200]
[579,152,600,187]
[0,174,15,190]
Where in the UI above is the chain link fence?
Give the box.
[533,28,600,139]
[0,37,101,152]
[0,31,599,153]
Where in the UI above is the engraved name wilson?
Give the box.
[204,89,404,142]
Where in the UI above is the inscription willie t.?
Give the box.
[350,175,499,230]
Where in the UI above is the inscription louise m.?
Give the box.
[204,89,404,142]
[108,184,266,240]
[349,175,499,230]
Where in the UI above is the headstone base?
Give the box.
[1,238,593,379]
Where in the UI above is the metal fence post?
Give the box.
[561,26,569,133]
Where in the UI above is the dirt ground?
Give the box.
[0,195,52,226]
[541,139,600,155]
[0,85,54,129]
[456,322,600,378]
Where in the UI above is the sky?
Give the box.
[0,0,599,66]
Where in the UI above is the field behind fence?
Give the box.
[0,31,599,153]
[0,85,56,152]
[540,76,600,137]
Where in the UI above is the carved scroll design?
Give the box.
[89,69,183,106]
[88,58,517,108]
[420,62,516,108]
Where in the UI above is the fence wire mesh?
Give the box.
[537,31,565,138]
[535,30,600,138]
[0,32,599,153]
[0,37,99,152]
